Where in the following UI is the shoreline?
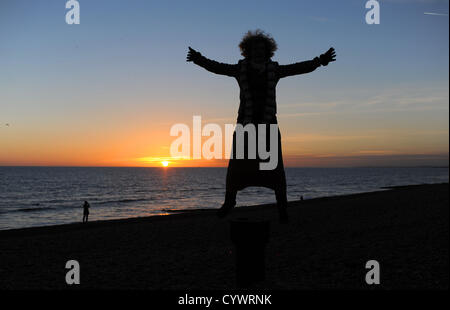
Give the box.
[0,183,448,289]
[0,182,444,233]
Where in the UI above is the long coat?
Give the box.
[194,55,320,192]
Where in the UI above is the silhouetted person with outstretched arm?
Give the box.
[187,30,336,223]
[82,201,90,223]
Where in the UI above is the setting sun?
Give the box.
[161,161,169,167]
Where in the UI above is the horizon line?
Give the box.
[0,165,448,169]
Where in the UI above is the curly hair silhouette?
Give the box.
[238,29,278,59]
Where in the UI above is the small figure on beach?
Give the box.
[187,30,336,223]
[82,201,90,223]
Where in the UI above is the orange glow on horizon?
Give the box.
[1,117,448,167]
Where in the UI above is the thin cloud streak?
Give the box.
[424,12,449,16]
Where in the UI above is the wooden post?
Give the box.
[230,218,270,287]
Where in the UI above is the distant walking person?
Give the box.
[82,201,90,223]
[187,30,336,223]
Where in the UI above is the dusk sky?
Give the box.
[0,0,448,167]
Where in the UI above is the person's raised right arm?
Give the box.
[186,47,238,77]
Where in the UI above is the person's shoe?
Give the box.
[217,202,235,219]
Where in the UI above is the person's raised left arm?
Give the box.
[277,47,336,79]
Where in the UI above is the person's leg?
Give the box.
[274,128,289,223]
[275,187,289,223]
[218,132,238,218]
[217,190,237,218]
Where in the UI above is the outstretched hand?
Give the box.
[187,46,202,62]
[319,47,336,66]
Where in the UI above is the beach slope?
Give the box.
[0,183,448,289]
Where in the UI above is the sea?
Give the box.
[0,167,448,230]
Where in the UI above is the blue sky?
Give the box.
[0,0,448,166]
